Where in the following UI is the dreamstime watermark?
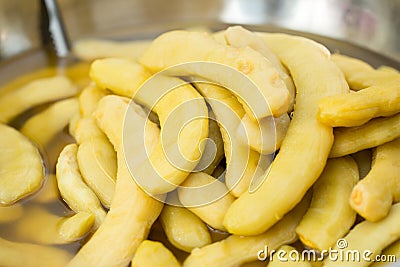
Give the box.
[257,239,398,264]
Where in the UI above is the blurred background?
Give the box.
[0,0,399,61]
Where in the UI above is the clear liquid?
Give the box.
[0,62,90,257]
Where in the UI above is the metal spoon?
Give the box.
[40,0,70,58]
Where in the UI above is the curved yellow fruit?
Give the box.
[69,95,164,267]
[318,54,400,127]
[0,237,72,267]
[139,30,289,119]
[350,138,400,222]
[0,123,44,205]
[331,54,374,91]
[21,98,79,147]
[90,58,151,98]
[14,206,94,244]
[92,67,209,195]
[131,240,181,267]
[378,65,399,74]
[78,84,108,117]
[73,39,151,61]
[330,113,400,157]
[296,156,359,251]
[178,172,235,232]
[236,113,290,154]
[223,33,348,235]
[56,144,106,228]
[225,26,296,111]
[323,203,400,267]
[160,192,212,252]
[131,76,208,194]
[75,117,117,208]
[370,239,400,267]
[94,95,159,152]
[0,76,77,123]
[194,83,265,197]
[183,193,310,267]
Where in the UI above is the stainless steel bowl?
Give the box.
[1,0,400,62]
[1,0,400,85]
[0,1,399,266]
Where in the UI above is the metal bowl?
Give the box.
[1,0,400,85]
[1,0,400,61]
[0,1,399,266]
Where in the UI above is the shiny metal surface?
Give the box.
[41,0,71,57]
[0,0,400,62]
[0,2,399,266]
